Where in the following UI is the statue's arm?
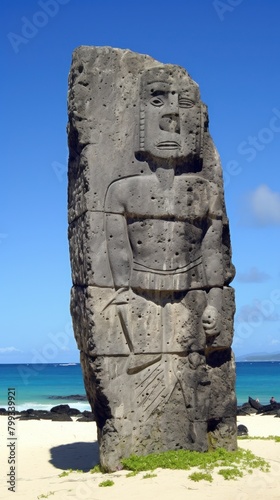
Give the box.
[201,218,224,287]
[105,182,131,289]
[201,184,224,335]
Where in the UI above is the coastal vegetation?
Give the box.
[37,493,55,499]
[121,447,270,482]
[57,445,275,484]
[98,479,114,487]
[58,469,83,477]
[142,472,158,479]
[238,435,280,442]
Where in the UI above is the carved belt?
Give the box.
[132,255,203,275]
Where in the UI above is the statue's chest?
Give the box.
[125,177,209,219]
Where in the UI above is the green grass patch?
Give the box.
[58,468,84,478]
[98,479,114,487]
[189,471,213,482]
[126,470,139,477]
[142,472,157,479]
[37,493,55,499]
[121,447,270,481]
[218,467,243,480]
[90,464,102,473]
[238,435,280,442]
[58,470,71,478]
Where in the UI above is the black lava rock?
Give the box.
[51,413,73,422]
[50,404,71,414]
[237,424,248,436]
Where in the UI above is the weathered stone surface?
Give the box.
[67,46,237,471]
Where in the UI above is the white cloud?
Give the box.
[236,267,270,283]
[0,347,21,354]
[244,185,280,226]
[270,339,280,345]
[237,301,280,323]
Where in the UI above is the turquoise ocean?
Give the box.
[0,363,91,412]
[0,362,280,411]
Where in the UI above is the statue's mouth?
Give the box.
[156,141,180,150]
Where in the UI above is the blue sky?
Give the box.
[1,0,280,363]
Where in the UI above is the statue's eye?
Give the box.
[179,98,194,108]
[150,96,164,107]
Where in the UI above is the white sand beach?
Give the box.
[0,415,280,500]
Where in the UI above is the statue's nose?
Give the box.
[159,113,180,134]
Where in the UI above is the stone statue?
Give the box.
[68,47,237,471]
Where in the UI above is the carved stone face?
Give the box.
[137,67,205,164]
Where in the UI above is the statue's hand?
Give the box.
[202,305,221,336]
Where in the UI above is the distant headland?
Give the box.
[236,352,280,362]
